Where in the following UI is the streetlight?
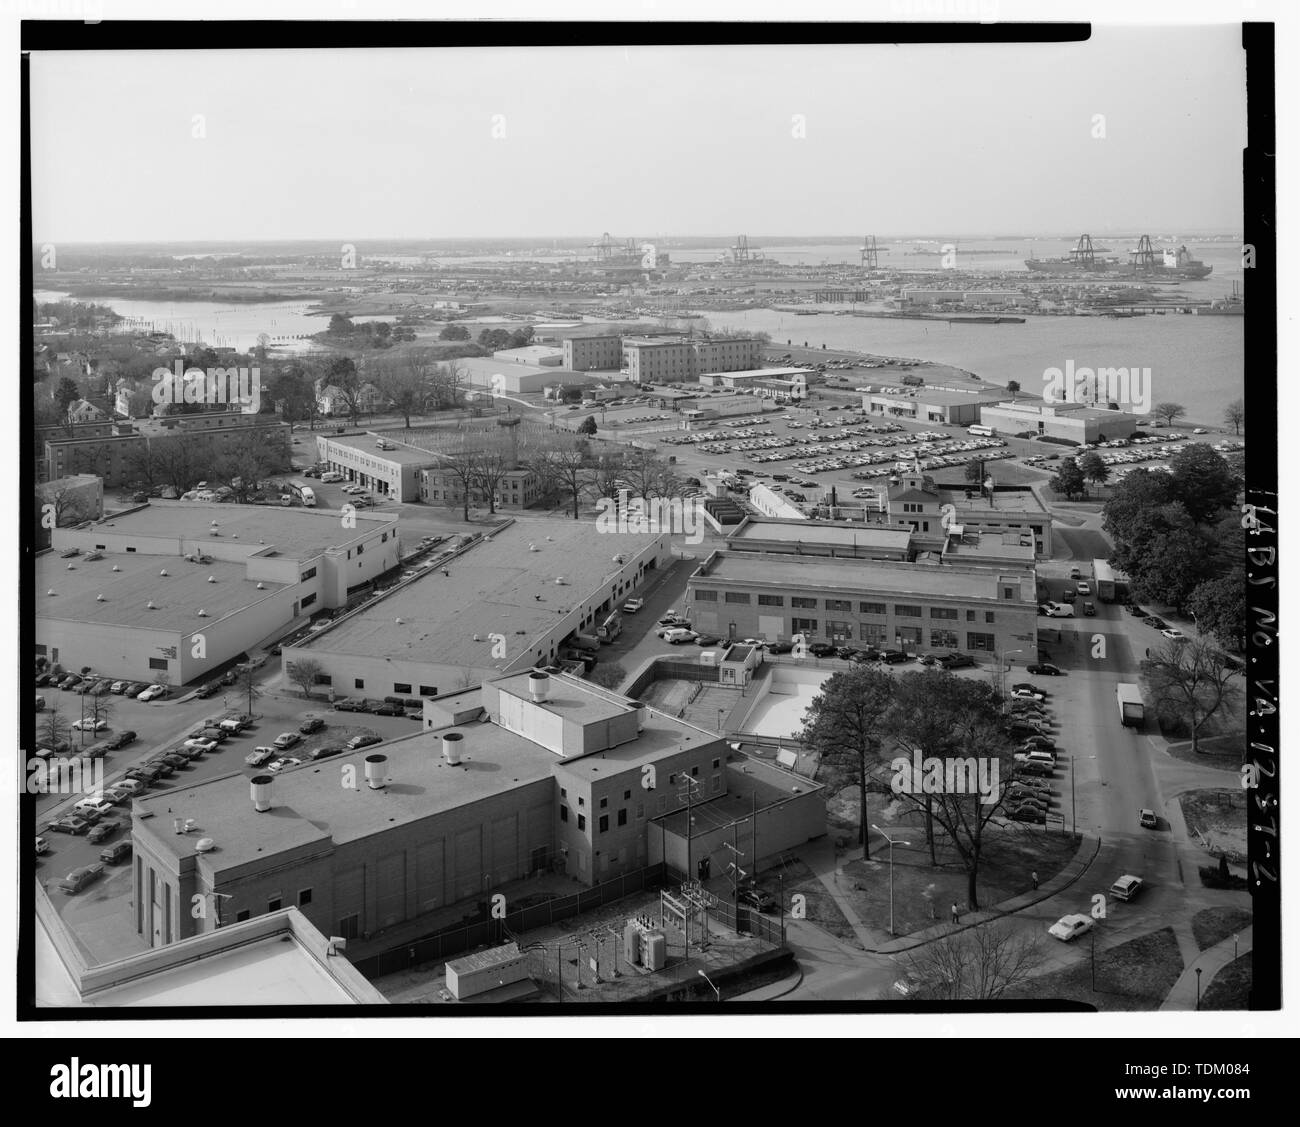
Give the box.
[1196,967,1203,1010]
[698,968,721,1002]
[999,648,1023,698]
[871,824,912,936]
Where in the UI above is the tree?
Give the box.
[588,663,628,690]
[1223,398,1244,435]
[578,416,598,436]
[1168,444,1238,524]
[439,323,470,341]
[1049,457,1086,500]
[437,447,484,521]
[895,921,1045,1001]
[230,664,263,717]
[1078,450,1110,489]
[1005,380,1021,396]
[373,358,429,429]
[506,325,535,349]
[267,365,318,430]
[286,657,323,698]
[322,356,363,426]
[1142,638,1242,754]
[803,668,894,858]
[55,376,81,416]
[429,360,466,411]
[471,438,514,515]
[40,707,72,751]
[477,327,512,351]
[1152,401,1186,426]
[1186,569,1246,652]
[963,458,984,484]
[212,430,292,502]
[540,440,593,520]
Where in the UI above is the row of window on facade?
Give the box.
[786,621,1001,649]
[695,590,998,621]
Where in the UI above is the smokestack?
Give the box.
[631,701,647,731]
[442,731,463,765]
[250,775,273,812]
[364,754,388,790]
[528,671,551,702]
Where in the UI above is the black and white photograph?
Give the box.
[9,0,1291,1073]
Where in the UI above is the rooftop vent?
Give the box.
[207,575,216,583]
[528,671,551,702]
[364,753,388,790]
[197,609,207,617]
[159,569,168,576]
[442,731,463,766]
[256,582,265,590]
[96,594,105,602]
[195,838,215,853]
[66,563,74,571]
[395,617,404,625]
[47,589,55,596]
[111,565,120,572]
[631,701,647,731]
[146,600,155,609]
[250,774,273,812]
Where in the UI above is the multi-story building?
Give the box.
[563,334,625,372]
[38,504,400,684]
[421,465,541,510]
[314,432,436,503]
[129,670,824,951]
[620,335,764,384]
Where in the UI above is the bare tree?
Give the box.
[541,440,594,520]
[1152,402,1187,427]
[1223,398,1244,435]
[286,657,323,699]
[471,438,515,516]
[1142,637,1242,754]
[374,357,430,429]
[897,921,1046,1001]
[436,448,483,521]
[39,707,72,751]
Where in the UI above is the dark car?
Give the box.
[1018,735,1057,752]
[1125,604,1146,617]
[940,653,976,669]
[309,745,345,761]
[299,717,326,735]
[738,886,779,913]
[1005,721,1046,738]
[1010,683,1045,697]
[194,682,220,699]
[766,641,794,655]
[346,734,382,751]
[1005,805,1047,824]
[881,650,912,665]
[1026,663,1062,676]
[124,765,163,784]
[58,674,83,690]
[158,751,190,769]
[1143,616,1168,630]
[103,730,137,750]
[808,643,837,658]
[1082,601,1096,617]
[35,672,54,687]
[917,653,941,666]
[100,840,133,864]
[144,757,177,778]
[836,645,857,660]
[87,821,119,844]
[694,634,723,647]
[58,864,105,893]
[370,702,406,716]
[47,815,92,835]
[332,697,363,712]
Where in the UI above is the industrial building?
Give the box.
[492,345,564,367]
[279,521,670,700]
[701,368,809,401]
[979,399,1140,444]
[863,387,1010,426]
[128,670,825,950]
[620,335,763,384]
[457,355,600,395]
[563,334,625,373]
[37,504,400,685]
[313,431,435,503]
[900,287,1033,307]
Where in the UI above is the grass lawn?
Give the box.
[1180,788,1247,861]
[1004,927,1184,1011]
[1201,953,1252,1010]
[1163,734,1245,772]
[1191,906,1252,952]
[778,859,865,949]
[832,801,1081,936]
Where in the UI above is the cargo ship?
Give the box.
[1126,235,1213,279]
[1024,234,1122,274]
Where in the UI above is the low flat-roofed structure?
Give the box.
[980,398,1139,443]
[727,517,913,559]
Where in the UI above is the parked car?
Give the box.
[71,718,108,732]
[1139,808,1159,829]
[1048,914,1093,942]
[103,730,137,751]
[694,634,722,646]
[1160,628,1185,641]
[346,734,382,751]
[1009,687,1046,702]
[1110,874,1144,901]
[158,751,190,769]
[1026,663,1062,676]
[183,738,219,754]
[104,781,145,803]
[1143,616,1168,630]
[622,598,645,613]
[1018,735,1057,752]
[308,745,345,761]
[194,681,220,698]
[738,886,778,913]
[299,717,326,734]
[219,714,253,733]
[266,756,302,774]
[87,821,119,844]
[1125,604,1146,617]
[1082,601,1096,616]
[767,640,794,655]
[332,697,364,711]
[100,840,133,864]
[146,756,178,777]
[808,643,837,657]
[35,835,49,855]
[370,702,406,716]
[47,815,92,835]
[137,684,167,701]
[1068,566,1081,579]
[1015,760,1055,778]
[881,650,912,665]
[273,731,302,750]
[1005,805,1047,824]
[244,746,277,768]
[1075,582,1091,596]
[58,864,106,893]
[58,675,83,690]
[939,653,975,669]
[35,672,54,688]
[124,765,163,784]
[126,682,149,697]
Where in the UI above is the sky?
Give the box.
[30,27,1247,243]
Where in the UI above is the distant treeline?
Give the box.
[60,286,298,303]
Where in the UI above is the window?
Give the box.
[560,806,569,822]
[931,629,959,648]
[623,789,631,800]
[792,617,818,634]
[860,622,888,645]
[859,601,886,615]
[394,683,411,694]
[314,672,332,686]
[235,909,251,923]
[578,796,584,807]
[560,787,566,797]
[618,808,627,827]
[711,775,722,793]
[148,657,168,670]
[757,594,784,607]
[792,596,817,609]
[986,611,996,623]
[636,803,645,819]
[691,765,699,777]
[419,685,437,696]
[930,607,958,620]
[354,679,365,690]
[657,796,667,813]
[695,589,718,602]
[712,758,721,769]
[898,626,923,645]
[967,632,996,652]
[338,914,360,940]
[894,604,922,618]
[300,593,317,609]
[598,814,609,833]
[357,545,364,555]
[300,567,317,581]
[268,896,282,912]
[600,797,608,809]
[298,889,312,907]
[828,621,852,641]
[826,599,852,612]
[966,610,977,622]
[577,814,586,830]
[724,592,751,604]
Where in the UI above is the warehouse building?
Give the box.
[457,355,600,395]
[702,368,809,401]
[863,387,1009,426]
[313,432,436,502]
[979,399,1139,444]
[38,504,400,684]
[129,670,824,951]
[492,345,564,367]
[280,521,669,700]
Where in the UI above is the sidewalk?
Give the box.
[1160,926,1253,1010]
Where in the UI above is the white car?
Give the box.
[73,798,114,819]
[1160,628,1186,640]
[266,756,302,774]
[273,731,302,750]
[1192,427,1208,434]
[245,746,277,767]
[183,737,218,754]
[1048,914,1094,942]
[137,684,166,701]
[35,836,49,855]
[622,598,645,613]
[1009,688,1046,701]
[71,718,108,732]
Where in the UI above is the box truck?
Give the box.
[1117,683,1144,727]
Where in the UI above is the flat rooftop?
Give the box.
[695,551,1032,600]
[869,388,1011,406]
[935,485,1049,515]
[718,367,811,380]
[939,534,1036,564]
[296,522,664,669]
[319,432,441,466]
[66,502,394,557]
[729,519,913,551]
[36,553,291,631]
[985,399,1139,422]
[134,726,557,871]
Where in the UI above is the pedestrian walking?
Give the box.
[1032,870,1039,890]
[951,902,960,924]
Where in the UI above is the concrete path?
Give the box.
[796,837,894,949]
[1160,925,1253,1010]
